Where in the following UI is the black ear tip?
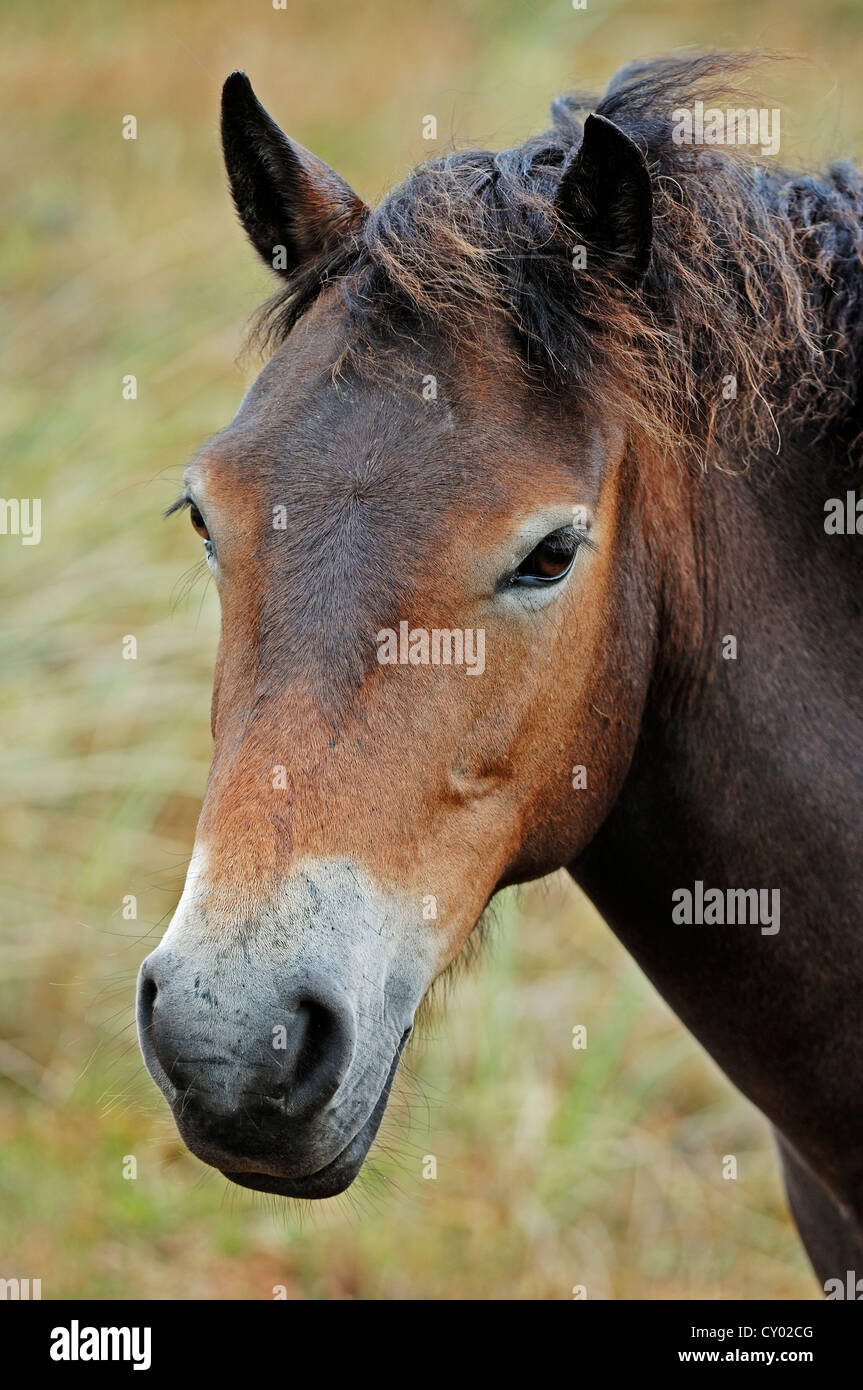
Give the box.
[222,71,254,108]
[579,112,649,181]
[583,112,627,148]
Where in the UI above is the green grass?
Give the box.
[1,0,855,1298]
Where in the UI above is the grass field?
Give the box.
[3,0,859,1298]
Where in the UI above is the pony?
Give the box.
[137,52,863,1289]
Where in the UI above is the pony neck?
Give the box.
[572,435,863,1195]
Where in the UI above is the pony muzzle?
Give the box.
[135,859,432,1196]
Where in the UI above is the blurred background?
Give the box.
[2,0,859,1300]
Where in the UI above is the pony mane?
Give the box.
[251,52,863,470]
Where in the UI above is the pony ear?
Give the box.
[554,113,652,286]
[221,71,368,279]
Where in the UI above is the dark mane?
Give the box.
[251,52,863,470]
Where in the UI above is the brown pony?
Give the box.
[138,53,863,1288]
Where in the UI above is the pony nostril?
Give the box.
[296,998,341,1081]
[136,958,179,1101]
[138,956,357,1122]
[138,972,157,1024]
[136,964,158,1045]
[275,989,356,1118]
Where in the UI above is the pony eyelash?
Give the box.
[164,493,192,519]
[573,525,599,553]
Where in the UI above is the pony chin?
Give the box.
[221,1036,405,1198]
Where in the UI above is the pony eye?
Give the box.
[510,528,578,586]
[189,503,209,541]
